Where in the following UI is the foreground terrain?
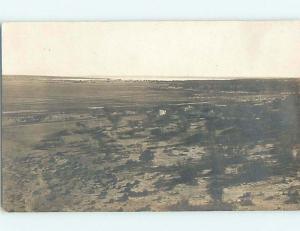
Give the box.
[2,76,300,211]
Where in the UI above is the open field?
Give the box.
[2,76,300,211]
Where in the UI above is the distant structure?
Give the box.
[184,105,193,111]
[159,109,167,116]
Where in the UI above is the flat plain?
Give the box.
[2,76,300,211]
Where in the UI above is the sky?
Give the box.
[2,21,300,79]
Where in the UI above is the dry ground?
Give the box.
[2,76,300,211]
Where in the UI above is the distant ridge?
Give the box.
[2,75,300,81]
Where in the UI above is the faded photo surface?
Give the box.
[1,22,300,211]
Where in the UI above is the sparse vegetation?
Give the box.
[2,76,300,211]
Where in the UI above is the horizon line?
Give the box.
[2,74,300,81]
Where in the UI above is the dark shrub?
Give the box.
[178,165,198,184]
[139,149,154,162]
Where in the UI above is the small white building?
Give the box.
[184,105,193,111]
[159,109,167,116]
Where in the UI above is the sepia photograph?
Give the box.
[1,22,300,211]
